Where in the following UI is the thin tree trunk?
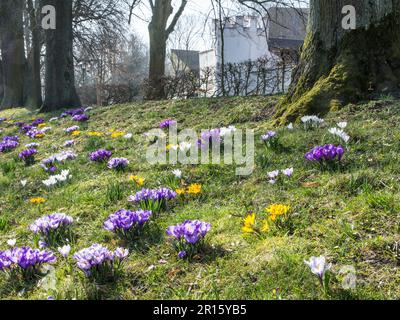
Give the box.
[25,0,43,108]
[276,0,400,122]
[0,0,25,109]
[41,0,81,111]
[147,0,172,100]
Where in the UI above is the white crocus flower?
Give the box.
[124,133,133,139]
[220,125,237,137]
[328,127,350,143]
[7,239,17,246]
[337,121,347,129]
[267,170,280,179]
[20,180,27,187]
[58,245,71,257]
[172,169,182,178]
[301,115,324,124]
[179,142,192,152]
[304,256,332,279]
[42,170,71,186]
[287,123,293,130]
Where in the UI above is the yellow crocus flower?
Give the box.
[129,175,145,186]
[187,183,202,194]
[29,197,46,204]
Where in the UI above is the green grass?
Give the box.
[0,96,399,300]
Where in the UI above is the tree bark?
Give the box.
[147,0,172,100]
[41,0,81,111]
[0,0,25,109]
[146,0,187,100]
[277,0,400,122]
[25,0,43,108]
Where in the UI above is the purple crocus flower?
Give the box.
[166,220,211,244]
[305,144,345,162]
[63,140,75,147]
[0,137,19,152]
[261,130,276,141]
[160,119,177,129]
[73,244,128,277]
[26,128,44,138]
[107,157,129,170]
[104,209,152,234]
[31,118,45,127]
[89,149,112,162]
[72,114,89,122]
[128,188,177,203]
[64,125,80,133]
[18,148,37,165]
[29,213,74,235]
[178,251,187,259]
[21,124,34,133]
[65,108,85,117]
[0,247,56,271]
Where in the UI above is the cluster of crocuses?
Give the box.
[261,130,279,149]
[31,117,45,127]
[301,115,324,130]
[305,144,344,163]
[29,213,74,246]
[104,209,152,239]
[19,148,37,165]
[89,149,112,162]
[160,119,177,129]
[267,167,293,184]
[166,220,211,259]
[107,157,129,170]
[129,187,177,213]
[73,244,128,281]
[0,136,19,153]
[0,247,57,278]
[73,114,89,122]
[328,122,350,143]
[197,126,236,147]
[61,108,89,122]
[26,128,43,138]
[41,150,77,172]
[64,125,80,134]
[42,170,72,187]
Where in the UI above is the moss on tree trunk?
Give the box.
[275,1,400,124]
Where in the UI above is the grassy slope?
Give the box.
[0,96,399,300]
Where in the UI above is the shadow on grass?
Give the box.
[191,243,229,264]
[83,270,145,300]
[0,272,45,297]
[114,223,165,254]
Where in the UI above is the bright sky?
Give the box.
[130,0,215,51]
[130,0,309,51]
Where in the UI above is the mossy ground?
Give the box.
[0,96,399,300]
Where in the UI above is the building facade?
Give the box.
[199,7,308,96]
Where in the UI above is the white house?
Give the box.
[198,7,308,96]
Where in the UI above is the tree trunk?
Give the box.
[0,61,3,101]
[0,0,25,109]
[146,0,172,100]
[25,0,43,108]
[41,0,81,111]
[276,0,400,122]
